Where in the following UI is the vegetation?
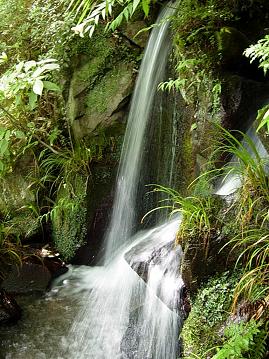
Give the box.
[67,0,153,37]
[0,1,268,357]
[182,272,240,357]
[144,183,222,257]
[0,0,111,270]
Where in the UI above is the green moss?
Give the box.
[52,174,88,261]
[181,271,241,358]
[71,32,116,97]
[85,63,133,115]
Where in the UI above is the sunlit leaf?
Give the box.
[33,79,44,96]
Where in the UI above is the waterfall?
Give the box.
[63,217,183,359]
[60,4,184,358]
[103,4,175,261]
[0,5,184,358]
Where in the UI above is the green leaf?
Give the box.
[15,61,24,73]
[43,81,61,92]
[256,106,269,132]
[28,91,38,110]
[33,79,44,96]
[132,0,140,14]
[4,130,11,140]
[141,0,150,16]
[0,138,9,155]
[32,63,60,78]
[0,128,5,140]
[24,61,36,72]
[15,130,26,139]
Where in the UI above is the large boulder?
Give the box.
[69,62,135,138]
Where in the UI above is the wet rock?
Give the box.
[216,27,250,69]
[120,307,181,359]
[42,256,68,279]
[124,240,183,313]
[72,63,134,137]
[72,193,114,265]
[2,262,52,294]
[123,20,149,48]
[0,289,22,325]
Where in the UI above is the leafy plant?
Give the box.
[213,127,269,316]
[226,229,269,312]
[182,271,240,358]
[0,58,60,111]
[144,184,221,256]
[256,104,269,133]
[212,320,268,359]
[67,0,153,38]
[244,35,269,75]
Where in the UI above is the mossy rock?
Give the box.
[70,33,115,97]
[72,62,134,138]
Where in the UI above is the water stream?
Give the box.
[1,4,184,358]
[103,4,175,261]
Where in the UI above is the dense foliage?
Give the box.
[0,0,108,269]
[0,0,268,357]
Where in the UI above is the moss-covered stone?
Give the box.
[72,62,134,138]
[70,33,115,98]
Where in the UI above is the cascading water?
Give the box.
[63,217,183,359]
[0,4,185,358]
[103,4,175,261]
[60,4,184,358]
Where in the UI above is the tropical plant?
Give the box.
[226,229,269,313]
[211,320,268,359]
[144,184,222,256]
[244,35,269,133]
[213,127,269,317]
[67,0,153,38]
[0,58,60,111]
[244,35,269,75]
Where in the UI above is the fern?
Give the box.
[212,320,268,359]
[244,35,269,75]
[68,0,153,37]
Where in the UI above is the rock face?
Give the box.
[124,240,184,314]
[0,289,22,325]
[69,62,135,138]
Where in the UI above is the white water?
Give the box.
[104,4,175,261]
[62,217,183,359]
[61,5,184,358]
[215,126,268,196]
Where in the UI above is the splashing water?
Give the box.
[0,4,184,359]
[63,217,183,359]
